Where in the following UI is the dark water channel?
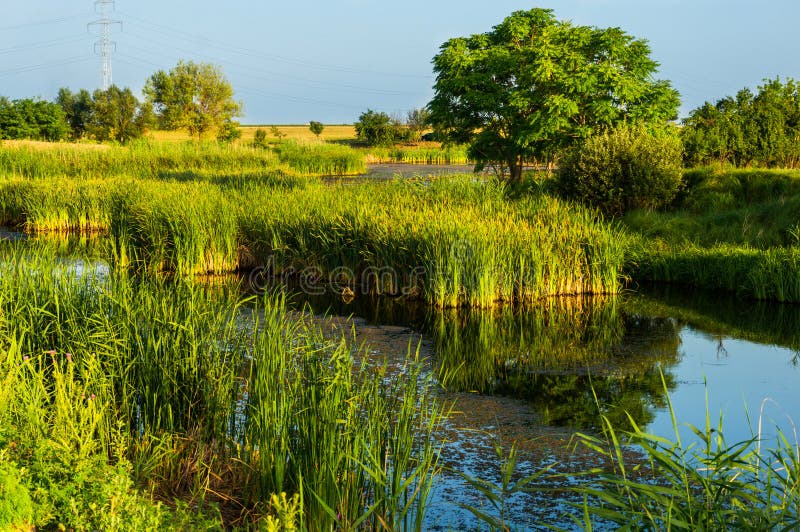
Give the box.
[7,232,799,529]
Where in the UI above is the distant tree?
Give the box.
[253,128,268,148]
[309,120,325,139]
[428,8,680,183]
[89,85,148,144]
[270,125,286,141]
[406,107,430,142]
[216,119,242,143]
[144,60,242,140]
[354,109,396,146]
[56,87,93,140]
[0,97,69,141]
[682,78,800,168]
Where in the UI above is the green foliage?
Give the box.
[144,60,242,139]
[56,87,93,140]
[0,246,446,529]
[557,123,684,215]
[354,109,399,146]
[406,107,430,142]
[89,85,149,144]
[428,9,678,181]
[308,120,324,138]
[682,78,800,168]
[253,128,268,148]
[630,242,800,302]
[0,97,70,141]
[364,143,470,164]
[216,119,241,143]
[274,139,365,175]
[0,453,34,529]
[571,379,800,530]
[0,144,627,305]
[428,8,680,182]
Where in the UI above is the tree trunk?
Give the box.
[507,156,523,185]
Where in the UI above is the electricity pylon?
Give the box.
[88,0,122,90]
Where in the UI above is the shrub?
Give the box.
[354,109,397,146]
[308,120,324,138]
[557,123,683,215]
[216,119,241,143]
[253,128,268,148]
[0,456,33,529]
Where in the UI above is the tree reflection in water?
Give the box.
[430,297,682,430]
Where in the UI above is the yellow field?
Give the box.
[0,139,110,151]
[147,125,357,143]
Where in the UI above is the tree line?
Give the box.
[0,60,241,144]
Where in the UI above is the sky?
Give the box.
[1,1,798,124]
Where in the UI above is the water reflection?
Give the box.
[431,298,681,429]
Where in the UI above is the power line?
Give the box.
[119,40,417,97]
[0,35,88,56]
[0,14,88,32]
[116,11,433,80]
[0,56,93,78]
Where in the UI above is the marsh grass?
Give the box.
[630,242,800,303]
[0,245,447,529]
[274,139,366,175]
[568,377,800,530]
[0,143,627,305]
[364,143,470,165]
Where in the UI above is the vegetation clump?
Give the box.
[557,123,684,215]
[144,60,242,140]
[682,77,800,168]
[428,8,679,182]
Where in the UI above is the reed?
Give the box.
[0,244,446,529]
[275,139,366,175]
[631,242,800,303]
[364,143,471,165]
[569,376,800,530]
[0,140,627,306]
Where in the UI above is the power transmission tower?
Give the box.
[88,0,122,90]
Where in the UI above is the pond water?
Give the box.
[291,283,800,529]
[7,233,800,529]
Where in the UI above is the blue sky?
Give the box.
[1,1,798,124]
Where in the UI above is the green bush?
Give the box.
[253,128,268,148]
[557,123,684,215]
[0,455,34,529]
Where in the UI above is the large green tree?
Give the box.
[56,88,93,140]
[0,97,69,141]
[428,8,679,182]
[89,85,150,144]
[144,60,242,140]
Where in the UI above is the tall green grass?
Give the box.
[275,139,366,175]
[569,376,800,530]
[0,138,364,181]
[0,244,446,529]
[238,177,627,307]
[631,242,800,303]
[365,144,471,165]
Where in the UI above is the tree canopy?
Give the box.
[144,60,242,140]
[428,8,680,182]
[0,97,69,141]
[682,78,800,168]
[89,85,150,144]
